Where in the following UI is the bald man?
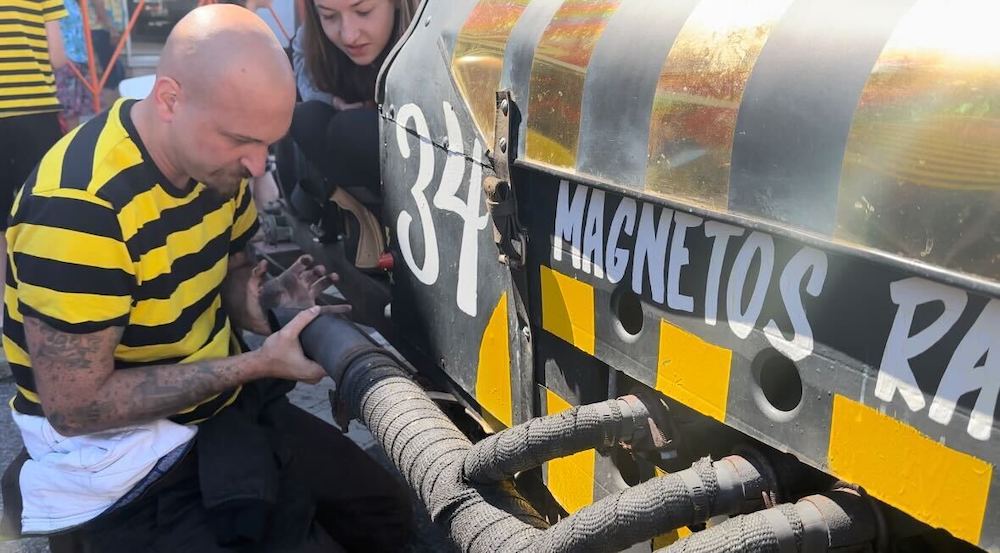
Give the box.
[0,5,412,552]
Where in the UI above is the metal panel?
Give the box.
[524,0,621,169]
[834,0,1000,281]
[645,0,793,211]
[576,0,695,190]
[728,0,916,234]
[520,173,1000,547]
[451,0,532,147]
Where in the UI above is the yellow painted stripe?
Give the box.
[645,0,793,210]
[828,394,992,545]
[652,526,692,549]
[476,293,513,428]
[545,388,595,513]
[540,265,595,354]
[451,0,531,147]
[655,320,731,422]
[525,0,621,169]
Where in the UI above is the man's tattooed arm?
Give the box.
[24,317,273,436]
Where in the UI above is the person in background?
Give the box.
[292,0,418,198]
[88,0,125,107]
[292,23,332,105]
[0,0,67,305]
[55,0,96,129]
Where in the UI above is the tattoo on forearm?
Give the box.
[24,317,258,435]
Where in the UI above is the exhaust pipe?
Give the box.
[273,310,878,553]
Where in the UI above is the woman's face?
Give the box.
[314,0,397,66]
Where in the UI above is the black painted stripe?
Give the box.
[122,285,224,347]
[132,232,230,301]
[576,0,697,189]
[500,0,564,159]
[728,0,917,234]
[13,253,133,296]
[61,110,110,191]
[10,194,123,240]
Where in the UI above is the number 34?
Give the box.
[393,102,489,317]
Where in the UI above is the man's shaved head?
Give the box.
[159,5,293,108]
[135,4,296,199]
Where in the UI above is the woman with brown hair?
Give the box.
[290,0,418,198]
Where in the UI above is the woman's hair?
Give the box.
[301,0,418,104]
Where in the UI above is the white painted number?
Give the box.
[394,102,489,317]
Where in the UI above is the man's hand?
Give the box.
[258,306,327,384]
[258,254,337,309]
[235,254,349,335]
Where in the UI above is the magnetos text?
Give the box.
[551,180,997,441]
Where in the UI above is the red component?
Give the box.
[377,252,395,271]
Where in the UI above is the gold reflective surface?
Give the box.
[836,0,1000,280]
[525,0,621,169]
[645,0,793,211]
[452,0,532,147]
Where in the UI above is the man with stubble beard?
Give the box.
[0,5,413,552]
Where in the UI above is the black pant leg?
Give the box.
[266,403,415,553]
[290,100,337,177]
[325,107,380,195]
[3,112,61,229]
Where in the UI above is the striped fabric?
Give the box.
[3,98,260,424]
[0,0,66,118]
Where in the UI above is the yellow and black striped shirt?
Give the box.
[0,0,66,118]
[4,98,260,424]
